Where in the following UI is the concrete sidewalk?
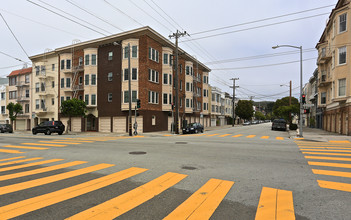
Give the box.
[289,127,351,142]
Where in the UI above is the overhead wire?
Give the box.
[102,0,144,26]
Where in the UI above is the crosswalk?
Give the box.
[296,140,351,193]
[0,136,142,154]
[0,156,296,219]
[171,133,288,140]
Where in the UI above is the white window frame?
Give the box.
[338,46,346,65]
[339,13,347,34]
[338,78,346,97]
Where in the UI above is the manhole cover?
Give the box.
[181,166,197,170]
[129,151,147,155]
[175,142,188,144]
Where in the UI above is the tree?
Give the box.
[236,100,254,121]
[60,99,87,132]
[255,111,266,120]
[6,102,23,127]
[273,96,299,122]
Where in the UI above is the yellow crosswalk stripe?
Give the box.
[312,169,351,178]
[38,141,82,145]
[261,136,269,139]
[164,178,234,220]
[20,143,67,147]
[232,134,243,138]
[0,156,25,162]
[299,146,351,149]
[246,135,256,138]
[300,149,351,153]
[0,167,147,219]
[304,155,351,162]
[67,172,187,220]
[255,187,295,220]
[302,151,351,157]
[317,180,351,192]
[219,134,231,137]
[276,137,284,140]
[0,159,63,172]
[329,140,350,143]
[0,163,114,196]
[0,160,86,181]
[207,134,219,137]
[57,140,94,143]
[0,149,24,154]
[308,161,351,169]
[0,157,42,167]
[2,145,48,150]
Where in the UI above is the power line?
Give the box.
[0,13,29,58]
[149,0,184,31]
[211,57,317,70]
[143,0,178,30]
[182,12,330,42]
[103,0,144,26]
[0,51,29,63]
[191,4,335,36]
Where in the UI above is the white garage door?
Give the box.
[99,117,111,132]
[16,119,26,130]
[71,117,81,132]
[113,117,126,133]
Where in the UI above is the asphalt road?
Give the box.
[0,123,350,219]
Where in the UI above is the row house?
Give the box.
[29,26,211,133]
[0,84,8,124]
[6,67,32,130]
[316,0,351,135]
[209,87,233,126]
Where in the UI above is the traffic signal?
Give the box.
[302,94,306,104]
[137,99,141,108]
[304,109,310,114]
[171,103,174,109]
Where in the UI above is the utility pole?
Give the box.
[289,80,292,106]
[169,30,187,134]
[127,43,132,136]
[230,78,239,127]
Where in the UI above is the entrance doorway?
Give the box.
[86,114,97,131]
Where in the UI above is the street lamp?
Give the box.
[273,45,303,137]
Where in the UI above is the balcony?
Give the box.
[17,96,30,102]
[317,47,332,64]
[318,75,331,87]
[37,72,54,79]
[62,65,84,74]
[72,84,84,91]
[15,81,30,87]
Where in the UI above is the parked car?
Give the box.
[32,121,65,135]
[243,121,251,126]
[182,123,204,134]
[271,119,287,131]
[0,124,13,133]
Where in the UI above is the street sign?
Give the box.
[303,104,314,107]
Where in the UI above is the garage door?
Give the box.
[16,119,26,130]
[131,116,143,133]
[113,117,126,133]
[168,117,173,131]
[99,117,111,133]
[71,117,81,132]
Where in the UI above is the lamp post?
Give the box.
[273,45,303,137]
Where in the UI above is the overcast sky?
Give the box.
[0,0,337,101]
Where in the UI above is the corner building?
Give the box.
[29,27,211,133]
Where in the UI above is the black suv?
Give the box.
[0,124,13,133]
[271,119,287,131]
[182,122,204,134]
[32,121,65,135]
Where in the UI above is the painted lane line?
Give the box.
[219,134,231,137]
[308,161,351,169]
[300,149,351,153]
[20,143,67,147]
[0,156,25,162]
[0,157,42,167]
[312,169,351,178]
[302,152,351,157]
[276,137,284,140]
[164,178,234,220]
[0,167,147,220]
[66,172,187,220]
[317,180,351,192]
[246,135,256,138]
[2,145,48,150]
[38,141,82,145]
[207,134,219,137]
[0,163,114,196]
[232,134,243,138]
[304,155,351,162]
[261,136,269,139]
[255,187,295,220]
[0,160,86,181]
[0,149,24,154]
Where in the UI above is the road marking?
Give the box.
[296,142,351,147]
[2,145,49,150]
[20,143,67,147]
[305,155,351,162]
[0,159,64,172]
[0,149,24,154]
[0,156,25,162]
[57,140,94,143]
[295,138,304,140]
[298,146,351,149]
[300,149,351,153]
[246,135,256,138]
[276,137,284,140]
[163,135,172,137]
[317,180,351,192]
[312,169,351,178]
[0,157,42,167]
[67,172,187,220]
[329,140,350,143]
[163,178,234,220]
[207,134,219,137]
[0,167,147,220]
[302,152,351,157]
[261,136,269,139]
[308,161,351,169]
[0,163,114,196]
[232,134,243,138]
[0,160,86,181]
[255,187,295,220]
[219,134,231,137]
[38,141,82,145]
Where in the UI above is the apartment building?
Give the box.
[316,0,351,135]
[6,67,32,130]
[29,26,211,133]
[0,84,8,124]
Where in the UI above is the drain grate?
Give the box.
[175,142,188,144]
[129,151,147,155]
[181,166,197,170]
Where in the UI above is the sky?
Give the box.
[0,0,338,101]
